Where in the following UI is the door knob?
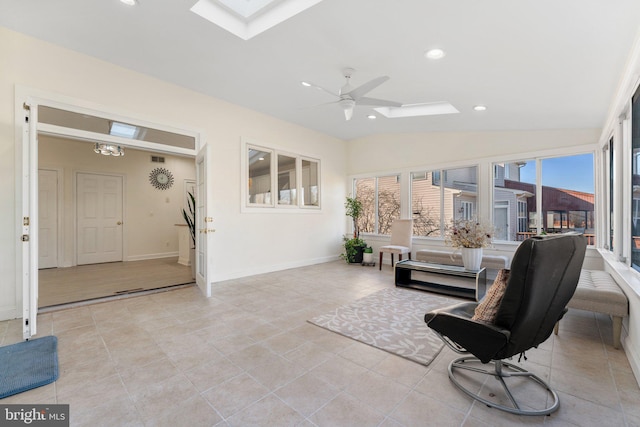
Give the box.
[117,221,123,225]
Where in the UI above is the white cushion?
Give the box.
[379,245,410,255]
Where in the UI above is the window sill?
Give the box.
[600,250,640,298]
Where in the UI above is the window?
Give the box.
[248,148,272,205]
[493,154,594,243]
[277,154,297,205]
[493,160,535,241]
[354,175,400,235]
[608,138,614,251]
[460,201,473,220]
[411,166,478,237]
[301,159,319,206]
[245,143,320,209]
[632,85,640,270]
[411,171,441,237]
[517,201,528,233]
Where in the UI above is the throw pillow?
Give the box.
[472,268,510,324]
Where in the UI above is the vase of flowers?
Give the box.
[445,217,494,270]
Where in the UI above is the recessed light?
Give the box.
[367,114,377,120]
[473,105,487,111]
[425,48,446,60]
[258,157,265,161]
[301,81,311,87]
[120,0,137,5]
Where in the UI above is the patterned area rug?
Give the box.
[309,288,457,366]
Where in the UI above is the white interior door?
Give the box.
[77,172,124,265]
[38,169,58,269]
[196,144,212,297]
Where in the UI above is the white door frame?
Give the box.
[15,87,210,339]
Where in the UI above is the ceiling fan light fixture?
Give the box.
[425,48,446,60]
[339,98,356,120]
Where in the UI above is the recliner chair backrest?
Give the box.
[493,233,587,359]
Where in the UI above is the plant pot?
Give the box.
[352,245,365,263]
[363,252,374,264]
[461,247,482,271]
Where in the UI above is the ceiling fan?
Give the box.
[303,68,402,121]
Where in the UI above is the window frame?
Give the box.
[491,153,596,245]
[242,140,321,212]
[353,174,402,235]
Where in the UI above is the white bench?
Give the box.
[554,269,629,349]
[415,249,509,275]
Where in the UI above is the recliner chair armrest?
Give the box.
[425,302,511,363]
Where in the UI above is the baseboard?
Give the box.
[0,306,18,321]
[126,252,179,262]
[623,332,640,388]
[212,255,339,283]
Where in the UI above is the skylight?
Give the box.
[109,121,140,139]
[191,0,324,40]
[218,0,277,18]
[374,102,460,119]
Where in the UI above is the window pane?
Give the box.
[493,160,536,241]
[355,178,375,233]
[609,138,614,250]
[632,86,640,269]
[248,148,272,205]
[378,175,401,235]
[277,154,297,205]
[412,171,441,237]
[542,154,594,245]
[301,159,319,206]
[447,166,478,225]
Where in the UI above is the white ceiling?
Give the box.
[2,0,640,140]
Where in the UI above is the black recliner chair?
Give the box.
[425,233,587,416]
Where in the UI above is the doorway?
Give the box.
[36,136,198,308]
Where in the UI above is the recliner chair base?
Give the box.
[448,356,560,416]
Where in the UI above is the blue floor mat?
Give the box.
[0,336,59,399]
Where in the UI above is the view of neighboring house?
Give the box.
[356,160,595,244]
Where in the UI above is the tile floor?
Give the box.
[0,260,638,426]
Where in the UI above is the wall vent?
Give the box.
[151,156,165,163]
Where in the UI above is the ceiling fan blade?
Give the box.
[357,97,402,107]
[347,76,390,100]
[303,81,339,98]
[300,100,340,109]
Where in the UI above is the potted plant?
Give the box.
[444,217,494,270]
[341,236,367,264]
[341,196,367,263]
[345,196,363,238]
[182,191,196,277]
[362,246,374,264]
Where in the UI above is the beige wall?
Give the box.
[0,27,347,319]
[347,129,600,176]
[39,136,196,265]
